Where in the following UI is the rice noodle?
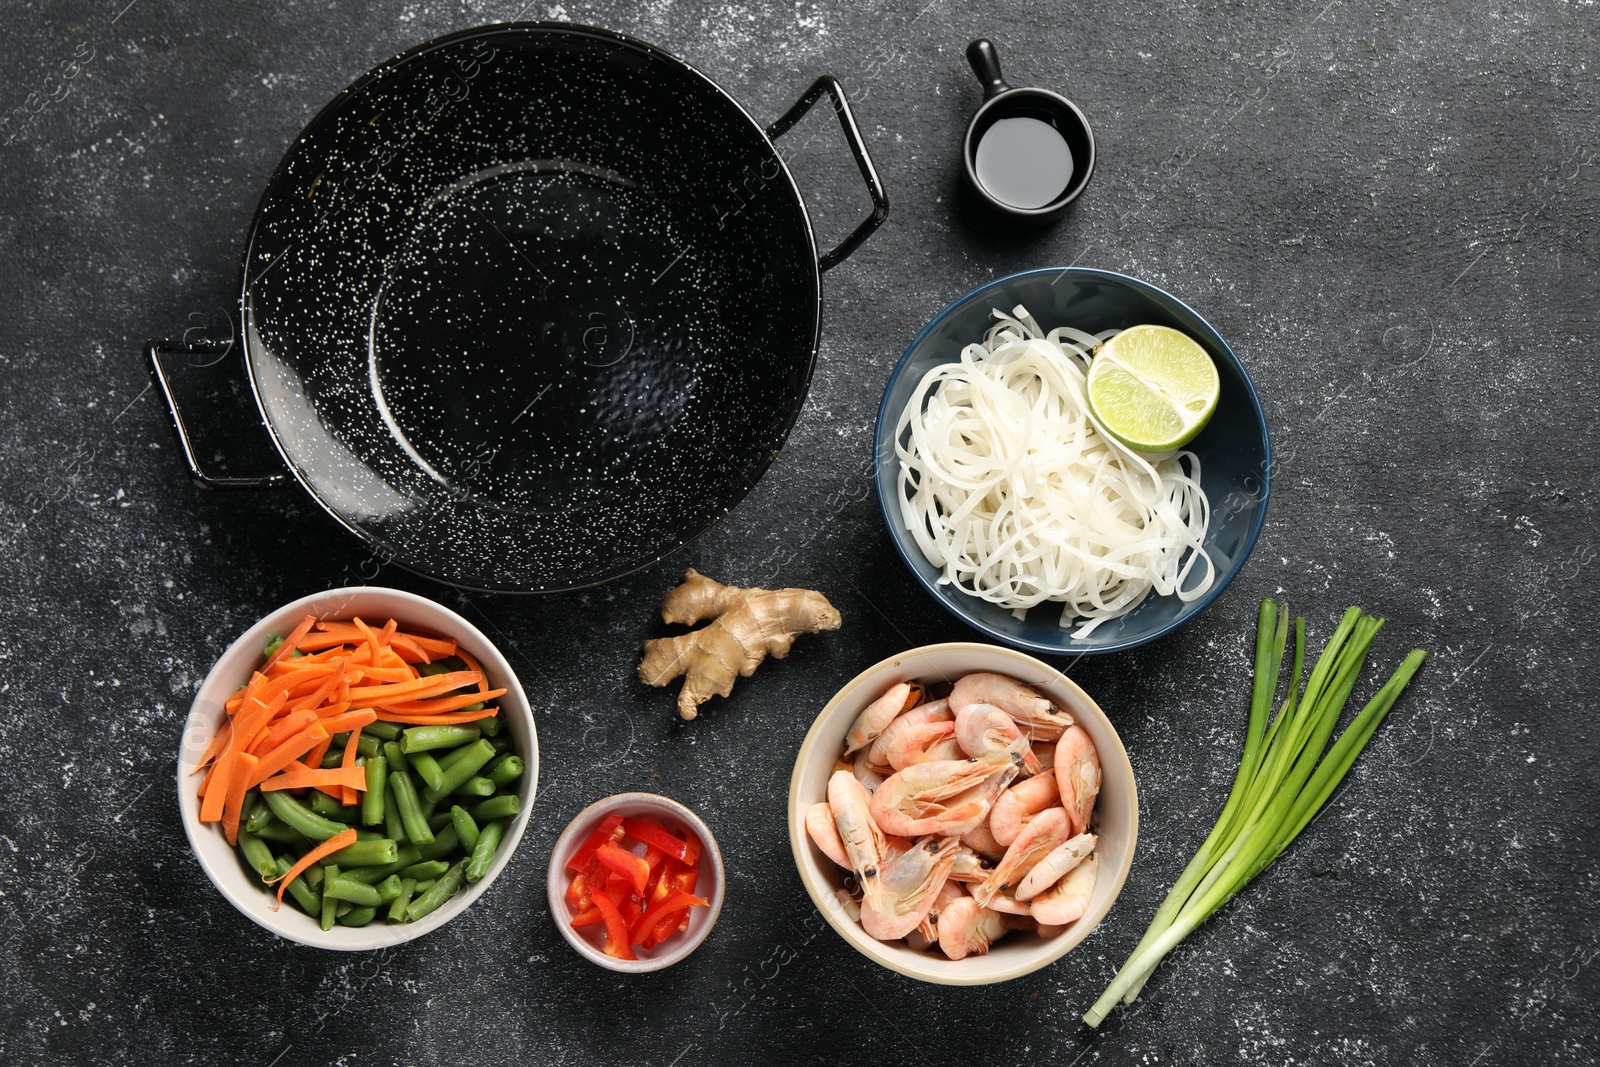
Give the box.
[894,305,1215,637]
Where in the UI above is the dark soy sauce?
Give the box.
[973,116,1074,210]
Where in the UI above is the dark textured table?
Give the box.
[3,1,1595,1063]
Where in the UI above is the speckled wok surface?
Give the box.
[1,1,1595,1064]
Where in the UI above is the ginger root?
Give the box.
[638,567,842,720]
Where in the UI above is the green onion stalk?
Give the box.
[1083,599,1427,1027]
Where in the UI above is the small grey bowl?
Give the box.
[546,792,724,973]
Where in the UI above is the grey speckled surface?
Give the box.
[1,0,1596,1064]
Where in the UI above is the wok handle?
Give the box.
[767,75,889,273]
[145,338,289,490]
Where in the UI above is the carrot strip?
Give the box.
[287,661,348,714]
[345,671,482,708]
[262,614,317,672]
[200,750,237,822]
[268,827,357,910]
[396,631,456,658]
[259,765,368,792]
[381,688,508,714]
[374,707,500,726]
[190,716,233,776]
[313,708,380,737]
[386,634,431,664]
[221,751,258,845]
[246,722,331,788]
[339,722,365,806]
[456,648,492,697]
[352,617,385,665]
[303,736,333,775]
[250,709,318,756]
[274,759,350,799]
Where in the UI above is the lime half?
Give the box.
[1086,324,1221,452]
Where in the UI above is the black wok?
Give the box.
[148,22,887,591]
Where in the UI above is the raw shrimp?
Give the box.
[953,703,1043,773]
[948,844,990,884]
[805,801,850,868]
[861,836,961,941]
[1015,832,1095,901]
[989,769,1059,847]
[1028,852,1098,926]
[828,770,886,912]
[1031,740,1055,772]
[918,878,969,943]
[984,886,1033,916]
[843,682,914,756]
[973,807,1071,908]
[883,720,962,770]
[959,820,1007,861]
[867,698,951,767]
[831,888,861,924]
[1054,725,1102,836]
[868,745,1024,837]
[936,897,1031,960]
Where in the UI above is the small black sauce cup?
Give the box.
[962,39,1096,225]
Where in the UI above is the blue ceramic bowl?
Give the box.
[873,267,1270,656]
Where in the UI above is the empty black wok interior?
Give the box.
[243,27,818,590]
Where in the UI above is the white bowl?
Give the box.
[176,586,539,949]
[546,793,725,973]
[787,642,1137,984]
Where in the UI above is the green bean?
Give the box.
[486,756,524,790]
[310,790,353,821]
[254,820,305,844]
[320,864,340,931]
[354,734,381,759]
[452,776,494,798]
[417,794,437,822]
[408,752,445,792]
[470,795,521,823]
[272,855,322,915]
[354,828,384,841]
[237,830,277,881]
[337,905,378,927]
[401,725,481,754]
[405,860,467,921]
[362,756,388,827]
[421,740,496,803]
[323,875,384,906]
[338,844,423,885]
[465,819,506,883]
[426,812,453,833]
[488,734,513,755]
[383,802,404,842]
[331,838,399,867]
[412,878,437,893]
[301,863,325,889]
[243,791,274,834]
[365,720,402,741]
[417,661,451,677]
[477,714,501,738]
[400,859,449,881]
[449,806,480,853]
[262,789,350,841]
[374,874,406,903]
[386,878,416,923]
[335,900,352,918]
[417,824,459,862]
[388,770,434,845]
[382,740,409,773]
[320,746,345,769]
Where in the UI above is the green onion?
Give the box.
[1083,599,1427,1027]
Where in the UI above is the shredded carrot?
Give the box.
[381,688,508,714]
[287,661,348,714]
[199,750,236,822]
[345,671,482,708]
[456,648,493,698]
[387,633,431,663]
[352,616,385,665]
[222,751,258,845]
[262,614,317,672]
[268,827,357,910]
[339,722,365,806]
[190,716,233,777]
[246,722,330,789]
[374,706,500,726]
[259,765,368,792]
[273,758,352,799]
[316,709,379,736]
[251,709,318,755]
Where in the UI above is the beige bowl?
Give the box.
[787,642,1137,984]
